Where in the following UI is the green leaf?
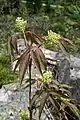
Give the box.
[65,102,80,120]
[31,90,43,107]
[60,84,72,89]
[49,84,59,90]
[48,95,59,111]
[39,92,47,119]
[61,97,71,102]
[59,87,71,96]
[21,79,35,89]
[49,91,60,98]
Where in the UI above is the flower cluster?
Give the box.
[15,17,26,32]
[45,30,61,50]
[40,71,52,84]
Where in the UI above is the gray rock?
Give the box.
[57,58,70,84]
[0,87,12,102]
[0,82,49,120]
[0,82,29,120]
[70,56,80,68]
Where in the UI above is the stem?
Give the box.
[23,31,27,47]
[29,60,32,120]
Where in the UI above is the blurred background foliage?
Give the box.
[0,0,80,52]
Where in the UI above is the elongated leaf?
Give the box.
[25,31,43,47]
[21,79,35,89]
[52,80,60,86]
[49,89,70,102]
[31,49,43,75]
[61,37,74,46]
[32,32,43,45]
[25,31,33,46]
[7,36,13,62]
[61,37,77,52]
[13,58,21,72]
[31,90,43,107]
[32,32,43,41]
[65,102,80,120]
[7,36,11,55]
[58,40,70,62]
[60,84,72,89]
[14,49,29,71]
[61,97,71,102]
[49,83,59,90]
[59,88,71,96]
[8,35,19,62]
[39,92,47,119]
[49,91,60,98]
[48,96,59,111]
[33,46,47,70]
[19,53,30,85]
[37,48,47,70]
[49,91,70,103]
[11,35,18,54]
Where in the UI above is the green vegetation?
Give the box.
[0,0,80,52]
[45,30,61,50]
[15,17,26,32]
[40,71,52,84]
[0,15,16,53]
[20,109,29,120]
[0,0,80,119]
[0,54,9,65]
[0,54,16,86]
[32,75,80,120]
[0,64,15,85]
[0,113,2,120]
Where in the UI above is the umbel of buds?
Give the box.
[40,71,52,84]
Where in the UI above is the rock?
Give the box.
[0,82,49,120]
[0,83,29,119]
[42,48,58,60]
[0,88,9,102]
[70,56,80,68]
[17,39,26,54]
[57,58,70,84]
